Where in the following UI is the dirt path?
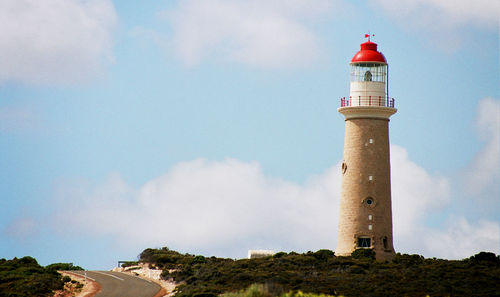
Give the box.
[59,271,101,297]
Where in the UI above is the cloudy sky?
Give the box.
[1,0,499,269]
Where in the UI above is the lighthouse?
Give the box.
[336,36,396,260]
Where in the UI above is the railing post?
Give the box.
[340,96,395,108]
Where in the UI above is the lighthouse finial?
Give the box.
[364,33,375,42]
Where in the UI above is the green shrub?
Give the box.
[126,266,141,271]
[62,276,72,283]
[46,263,84,271]
[273,252,287,259]
[347,264,365,274]
[139,247,194,269]
[313,250,334,261]
[222,284,272,297]
[351,248,375,260]
[161,269,170,280]
[224,285,341,297]
[282,291,340,297]
[469,251,500,264]
[139,248,500,297]
[391,253,424,266]
[0,256,65,297]
[120,261,139,268]
[192,255,207,264]
[193,294,217,297]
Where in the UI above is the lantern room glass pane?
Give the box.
[350,63,387,83]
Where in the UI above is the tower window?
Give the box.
[369,138,374,144]
[357,237,371,248]
[383,237,388,249]
[368,215,372,220]
[364,70,372,81]
[369,175,373,181]
[341,162,347,174]
[363,197,376,208]
[368,224,373,231]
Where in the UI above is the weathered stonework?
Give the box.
[336,113,396,261]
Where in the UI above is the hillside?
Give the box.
[0,257,83,297]
[139,247,500,297]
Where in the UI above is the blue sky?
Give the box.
[0,0,499,270]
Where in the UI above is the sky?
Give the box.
[0,0,499,270]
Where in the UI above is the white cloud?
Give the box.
[462,97,500,198]
[159,0,334,68]
[0,0,117,85]
[50,160,342,257]
[45,143,498,259]
[391,145,450,237]
[368,0,499,50]
[425,217,500,259]
[370,0,499,28]
[390,98,500,258]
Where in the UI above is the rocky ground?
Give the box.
[53,271,101,297]
[112,263,177,297]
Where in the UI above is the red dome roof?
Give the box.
[351,41,387,63]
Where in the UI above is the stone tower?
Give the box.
[336,37,397,260]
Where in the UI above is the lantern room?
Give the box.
[350,62,386,83]
[346,39,391,107]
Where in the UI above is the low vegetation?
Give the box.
[139,247,500,297]
[45,262,84,271]
[0,257,62,297]
[0,257,84,297]
[221,284,339,297]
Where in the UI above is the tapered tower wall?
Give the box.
[336,39,396,261]
[336,117,395,260]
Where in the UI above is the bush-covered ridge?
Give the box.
[139,248,500,297]
[0,256,71,297]
[45,262,84,271]
[222,284,341,297]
